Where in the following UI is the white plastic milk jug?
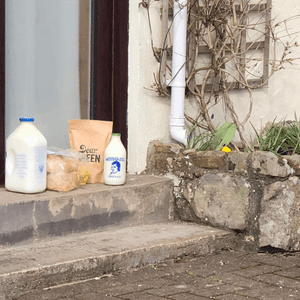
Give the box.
[104,133,126,185]
[5,118,47,193]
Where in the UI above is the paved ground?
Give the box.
[14,249,300,300]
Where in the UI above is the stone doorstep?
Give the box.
[0,174,173,246]
[0,222,235,298]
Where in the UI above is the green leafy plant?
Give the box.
[187,122,236,152]
[210,123,236,151]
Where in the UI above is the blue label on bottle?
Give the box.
[106,157,124,178]
[105,157,125,162]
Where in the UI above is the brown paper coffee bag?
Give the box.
[69,120,113,183]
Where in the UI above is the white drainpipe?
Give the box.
[170,0,187,145]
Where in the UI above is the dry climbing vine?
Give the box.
[143,0,300,150]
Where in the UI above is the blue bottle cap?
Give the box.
[19,118,34,122]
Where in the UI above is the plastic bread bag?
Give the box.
[46,147,90,192]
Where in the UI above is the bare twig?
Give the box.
[145,0,300,149]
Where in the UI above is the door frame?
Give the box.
[0,1,4,185]
[0,0,129,184]
[91,0,128,149]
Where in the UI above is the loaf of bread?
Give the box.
[47,155,80,173]
[47,154,83,192]
[47,171,78,192]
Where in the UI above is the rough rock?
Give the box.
[145,140,182,175]
[285,155,300,175]
[187,173,250,230]
[227,152,248,174]
[249,151,292,177]
[172,153,197,179]
[189,151,228,171]
[259,177,300,251]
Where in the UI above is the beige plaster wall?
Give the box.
[128,0,300,174]
[128,0,171,173]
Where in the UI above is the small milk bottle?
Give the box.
[5,118,47,193]
[104,133,126,185]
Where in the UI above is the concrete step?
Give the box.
[0,222,235,298]
[0,175,173,246]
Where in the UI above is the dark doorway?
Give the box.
[90,0,128,149]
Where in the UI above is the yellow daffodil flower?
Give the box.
[221,146,231,152]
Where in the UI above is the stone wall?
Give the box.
[144,140,300,251]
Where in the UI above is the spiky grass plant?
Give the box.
[251,119,300,156]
